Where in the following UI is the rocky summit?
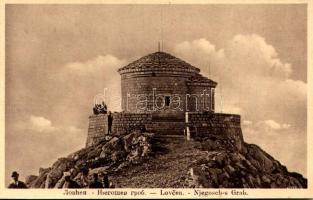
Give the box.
[26,131,307,188]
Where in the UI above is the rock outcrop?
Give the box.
[187,141,307,188]
[26,130,307,188]
[26,131,154,188]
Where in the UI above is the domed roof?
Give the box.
[118,51,200,74]
[187,74,217,87]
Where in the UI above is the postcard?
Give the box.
[1,1,313,198]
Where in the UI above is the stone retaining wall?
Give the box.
[147,121,186,135]
[187,112,243,150]
[86,112,243,148]
[111,113,186,135]
[188,112,241,128]
[111,113,152,135]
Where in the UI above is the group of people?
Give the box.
[92,102,114,134]
[8,169,114,189]
[62,168,113,189]
[93,101,108,115]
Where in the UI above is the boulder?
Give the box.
[189,167,212,188]
[123,133,136,152]
[142,143,151,157]
[101,137,123,154]
[102,137,120,151]
[111,150,126,163]
[127,148,141,163]
[247,144,274,172]
[105,135,113,141]
[87,147,102,160]
[31,167,51,188]
[261,175,271,184]
[54,174,66,188]
[289,177,302,188]
[25,175,38,187]
[45,158,74,188]
[225,164,235,174]
[89,166,110,175]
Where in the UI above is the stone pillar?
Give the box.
[185,111,189,123]
[86,114,108,147]
[185,112,190,141]
[186,127,191,141]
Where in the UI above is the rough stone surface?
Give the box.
[187,142,307,188]
[27,132,307,188]
[28,131,154,188]
[25,175,38,188]
[44,158,74,188]
[31,167,51,188]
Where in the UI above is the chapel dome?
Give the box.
[118,51,200,75]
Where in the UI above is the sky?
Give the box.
[5,4,307,184]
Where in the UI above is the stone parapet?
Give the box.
[188,112,241,128]
[187,112,243,150]
[86,112,243,149]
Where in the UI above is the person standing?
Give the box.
[99,172,110,188]
[89,174,103,188]
[108,111,113,134]
[8,171,28,189]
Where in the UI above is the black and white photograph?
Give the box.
[2,1,313,199]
